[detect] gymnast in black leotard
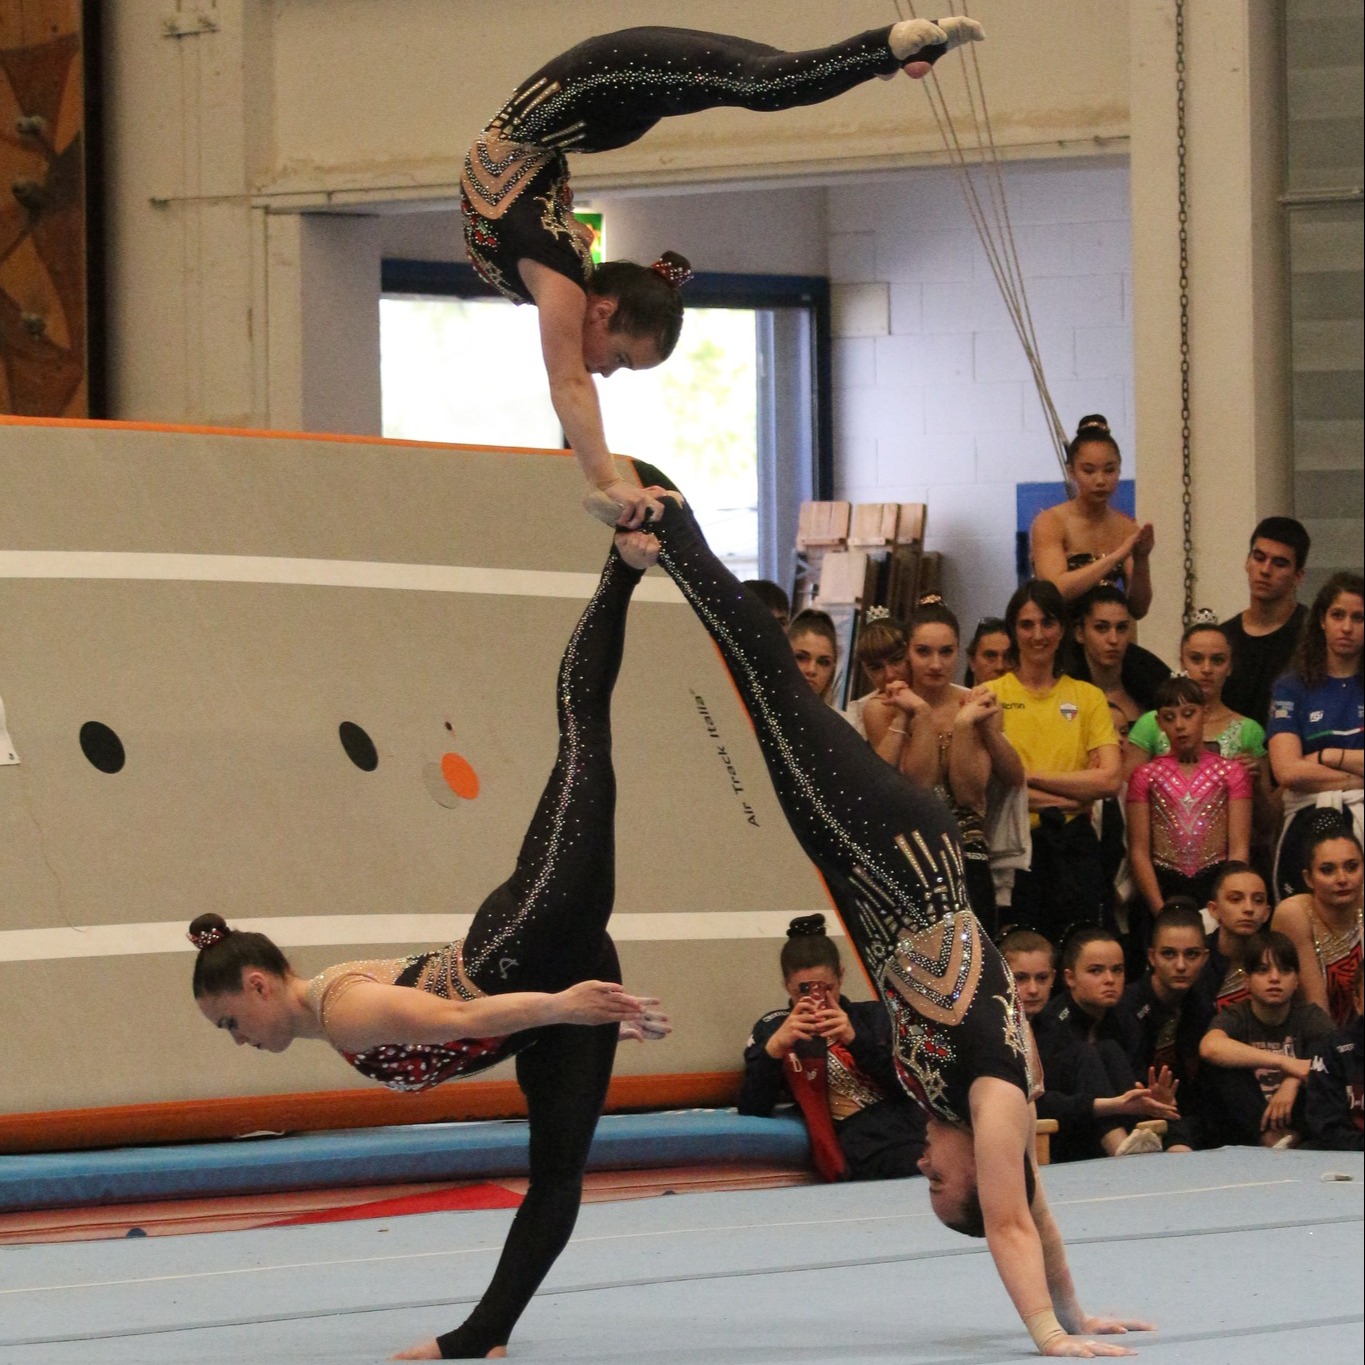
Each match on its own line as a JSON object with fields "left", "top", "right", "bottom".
{"left": 610, "top": 466, "right": 1155, "bottom": 1358}
{"left": 189, "top": 547, "right": 666, "bottom": 1362}
{"left": 460, "top": 19, "right": 984, "bottom": 532}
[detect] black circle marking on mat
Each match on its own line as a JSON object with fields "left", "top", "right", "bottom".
{"left": 79, "top": 721, "right": 126, "bottom": 774}
{"left": 338, "top": 721, "right": 379, "bottom": 772}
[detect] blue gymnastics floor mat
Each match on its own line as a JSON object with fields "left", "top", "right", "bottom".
{"left": 1, "top": 1110, "right": 811, "bottom": 1212}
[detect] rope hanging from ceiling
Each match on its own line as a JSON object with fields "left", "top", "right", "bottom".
{"left": 894, "top": 0, "right": 1071, "bottom": 486}
{"left": 895, "top": 3, "right": 1199, "bottom": 619}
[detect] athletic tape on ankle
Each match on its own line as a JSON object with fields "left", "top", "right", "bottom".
{"left": 1024, "top": 1309, "right": 1067, "bottom": 1352}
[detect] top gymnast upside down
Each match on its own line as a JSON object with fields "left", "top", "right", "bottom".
{"left": 608, "top": 467, "right": 1156, "bottom": 1359}
{"left": 459, "top": 18, "right": 984, "bottom": 531}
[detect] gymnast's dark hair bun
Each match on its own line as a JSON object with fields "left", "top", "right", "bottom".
{"left": 590, "top": 253, "right": 690, "bottom": 360}
{"left": 188, "top": 913, "right": 230, "bottom": 950}
{"left": 1066, "top": 412, "right": 1121, "bottom": 463}
{"left": 189, "top": 914, "right": 291, "bottom": 998}
{"left": 787, "top": 913, "right": 828, "bottom": 938}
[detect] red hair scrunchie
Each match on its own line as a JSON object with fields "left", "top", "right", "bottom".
{"left": 188, "top": 924, "right": 229, "bottom": 950}
{"left": 650, "top": 256, "right": 693, "bottom": 289}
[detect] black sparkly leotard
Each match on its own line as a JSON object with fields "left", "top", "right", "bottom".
{"left": 462, "top": 26, "right": 923, "bottom": 302}
{"left": 635, "top": 463, "right": 1034, "bottom": 1125}
{"left": 309, "top": 548, "right": 642, "bottom": 1360}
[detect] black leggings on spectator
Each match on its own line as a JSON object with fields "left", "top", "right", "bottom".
{"left": 435, "top": 549, "right": 642, "bottom": 1359}
{"left": 1009, "top": 809, "right": 1111, "bottom": 943}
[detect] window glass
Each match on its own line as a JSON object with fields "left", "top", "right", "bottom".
{"left": 380, "top": 297, "right": 760, "bottom": 577}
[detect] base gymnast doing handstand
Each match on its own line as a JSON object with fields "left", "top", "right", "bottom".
{"left": 610, "top": 467, "right": 1155, "bottom": 1358}
{"left": 189, "top": 545, "right": 666, "bottom": 1361}
{"left": 462, "top": 19, "right": 984, "bottom": 530}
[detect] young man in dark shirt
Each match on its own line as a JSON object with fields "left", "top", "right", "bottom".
{"left": 1200, "top": 929, "right": 1336, "bottom": 1146}
{"left": 1116, "top": 900, "right": 1213, "bottom": 1150}
{"left": 1220, "top": 517, "right": 1311, "bottom": 728}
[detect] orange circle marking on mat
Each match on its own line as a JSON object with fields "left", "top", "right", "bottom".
{"left": 441, "top": 752, "right": 480, "bottom": 800}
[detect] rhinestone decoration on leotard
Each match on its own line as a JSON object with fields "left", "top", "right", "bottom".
{"left": 1139, "top": 755, "right": 1241, "bottom": 878}
{"left": 461, "top": 556, "right": 625, "bottom": 978}
{"left": 826, "top": 1044, "right": 888, "bottom": 1116}
{"left": 307, "top": 946, "right": 515, "bottom": 1093}
{"left": 1311, "top": 908, "right": 1363, "bottom": 1027}
{"left": 499, "top": 44, "right": 891, "bottom": 149}
{"left": 657, "top": 542, "right": 973, "bottom": 952}
{"left": 534, "top": 180, "right": 595, "bottom": 273}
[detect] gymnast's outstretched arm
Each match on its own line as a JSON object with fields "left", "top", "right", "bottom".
{"left": 525, "top": 260, "right": 663, "bottom": 530}
{"left": 315, "top": 976, "right": 653, "bottom": 1052}
{"left": 972, "top": 1079, "right": 1153, "bottom": 1357}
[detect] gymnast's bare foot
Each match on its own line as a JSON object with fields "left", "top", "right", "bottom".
{"left": 391, "top": 1342, "right": 507, "bottom": 1359}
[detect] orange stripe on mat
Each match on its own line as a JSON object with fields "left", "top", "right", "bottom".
{"left": 0, "top": 412, "right": 570, "bottom": 457}
{"left": 0, "top": 1071, "right": 743, "bottom": 1154}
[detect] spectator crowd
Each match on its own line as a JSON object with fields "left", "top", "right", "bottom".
{"left": 737, "top": 415, "right": 1363, "bottom": 1175}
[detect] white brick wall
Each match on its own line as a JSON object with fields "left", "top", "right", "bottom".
{"left": 829, "top": 161, "right": 1134, "bottom": 641}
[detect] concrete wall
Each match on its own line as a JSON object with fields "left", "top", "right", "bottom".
{"left": 92, "top": 0, "right": 1349, "bottom": 698}
{"left": 101, "top": 0, "right": 1130, "bottom": 429}
{"left": 826, "top": 161, "right": 1134, "bottom": 639}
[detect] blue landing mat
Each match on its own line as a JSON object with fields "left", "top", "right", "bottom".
{"left": 1, "top": 1111, "right": 810, "bottom": 1212}
{"left": 1, "top": 1148, "right": 1360, "bottom": 1363}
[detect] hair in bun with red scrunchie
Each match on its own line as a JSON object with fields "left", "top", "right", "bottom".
{"left": 649, "top": 251, "right": 694, "bottom": 290}
{"left": 188, "top": 912, "right": 291, "bottom": 998}
{"left": 588, "top": 250, "right": 693, "bottom": 360}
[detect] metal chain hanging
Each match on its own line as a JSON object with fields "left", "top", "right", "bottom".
{"left": 1175, "top": 0, "right": 1196, "bottom": 626}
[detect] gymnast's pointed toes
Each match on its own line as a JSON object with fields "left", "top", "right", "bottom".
{"left": 937, "top": 16, "right": 986, "bottom": 49}
{"left": 889, "top": 19, "right": 947, "bottom": 62}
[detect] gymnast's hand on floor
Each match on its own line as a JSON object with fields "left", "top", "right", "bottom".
{"left": 1041, "top": 1338, "right": 1139, "bottom": 1358}
{"left": 1045, "top": 1310, "right": 1154, "bottom": 1357}
{"left": 620, "top": 1005, "right": 672, "bottom": 1043}
{"left": 555, "top": 979, "right": 661, "bottom": 1027}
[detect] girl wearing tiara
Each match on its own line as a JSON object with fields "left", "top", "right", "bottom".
{"left": 190, "top": 543, "right": 666, "bottom": 1361}
{"left": 462, "top": 20, "right": 983, "bottom": 530}
{"left": 1030, "top": 415, "right": 1155, "bottom": 619}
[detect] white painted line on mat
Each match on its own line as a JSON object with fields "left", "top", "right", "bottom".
{"left": 0, "top": 551, "right": 684, "bottom": 603}
{"left": 0, "top": 911, "right": 841, "bottom": 963}
{"left": 1, "top": 1180, "right": 1306, "bottom": 1297}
